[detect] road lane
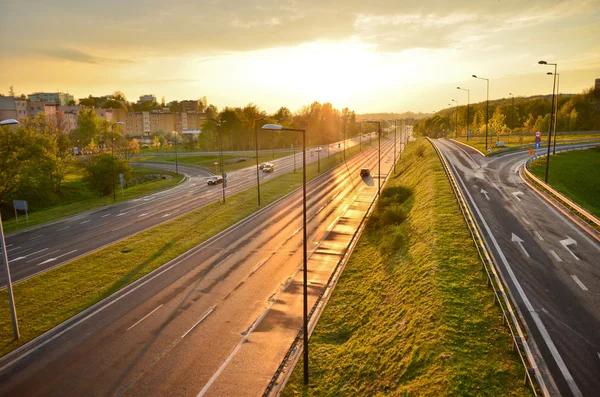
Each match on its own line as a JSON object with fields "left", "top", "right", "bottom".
{"left": 435, "top": 139, "right": 600, "bottom": 397}
{"left": 0, "top": 136, "right": 398, "bottom": 396}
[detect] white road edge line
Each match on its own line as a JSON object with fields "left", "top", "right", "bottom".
{"left": 549, "top": 250, "right": 562, "bottom": 262}
{"left": 56, "top": 226, "right": 70, "bottom": 232}
{"left": 80, "top": 220, "right": 91, "bottom": 224}
{"left": 570, "top": 275, "right": 588, "bottom": 291}
{"left": 181, "top": 307, "right": 215, "bottom": 339}
{"left": 442, "top": 144, "right": 581, "bottom": 397}
{"left": 28, "top": 235, "right": 44, "bottom": 241}
{"left": 126, "top": 304, "right": 164, "bottom": 332}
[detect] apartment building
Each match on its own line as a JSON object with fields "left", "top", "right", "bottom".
{"left": 180, "top": 100, "right": 199, "bottom": 112}
{"left": 28, "top": 92, "right": 74, "bottom": 106}
{"left": 137, "top": 94, "right": 156, "bottom": 104}
{"left": 0, "top": 96, "right": 28, "bottom": 123}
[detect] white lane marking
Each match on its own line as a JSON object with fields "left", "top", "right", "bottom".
{"left": 328, "top": 216, "right": 340, "bottom": 231}
{"left": 116, "top": 210, "right": 136, "bottom": 217}
{"left": 521, "top": 217, "right": 531, "bottom": 225}
{"left": 511, "top": 233, "right": 530, "bottom": 258}
{"left": 26, "top": 250, "right": 60, "bottom": 264}
{"left": 56, "top": 226, "right": 70, "bottom": 232}
{"left": 101, "top": 213, "right": 112, "bottom": 218}
{"left": 5, "top": 244, "right": 12, "bottom": 248}
{"left": 6, "top": 246, "right": 22, "bottom": 253}
{"left": 9, "top": 248, "right": 48, "bottom": 263}
{"left": 126, "top": 304, "right": 164, "bottom": 332}
{"left": 80, "top": 220, "right": 91, "bottom": 224}
{"left": 38, "top": 250, "right": 78, "bottom": 266}
{"left": 571, "top": 275, "right": 588, "bottom": 291}
{"left": 549, "top": 250, "right": 562, "bottom": 262}
{"left": 181, "top": 307, "right": 216, "bottom": 339}
{"left": 87, "top": 222, "right": 108, "bottom": 231}
{"left": 28, "top": 235, "right": 44, "bottom": 241}
{"left": 137, "top": 213, "right": 149, "bottom": 218}
{"left": 512, "top": 191, "right": 524, "bottom": 202}
{"left": 480, "top": 189, "right": 490, "bottom": 200}
{"left": 112, "top": 223, "right": 132, "bottom": 232}
{"left": 534, "top": 231, "right": 544, "bottom": 241}
{"left": 442, "top": 146, "right": 579, "bottom": 397}
{"left": 559, "top": 236, "right": 579, "bottom": 260}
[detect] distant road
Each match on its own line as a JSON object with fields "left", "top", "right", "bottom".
{"left": 0, "top": 134, "right": 372, "bottom": 285}
{"left": 0, "top": 137, "right": 398, "bottom": 396}
{"left": 435, "top": 139, "right": 600, "bottom": 397}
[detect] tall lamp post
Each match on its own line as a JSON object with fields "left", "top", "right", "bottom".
{"left": 539, "top": 60, "right": 558, "bottom": 182}
{"left": 451, "top": 99, "right": 458, "bottom": 138}
{"left": 547, "top": 72, "right": 560, "bottom": 154}
{"left": 110, "top": 122, "right": 125, "bottom": 202}
{"left": 457, "top": 87, "right": 470, "bottom": 141}
{"left": 208, "top": 118, "right": 226, "bottom": 203}
{"left": 172, "top": 130, "right": 180, "bottom": 173}
{"left": 366, "top": 120, "right": 381, "bottom": 197}
{"left": 388, "top": 119, "right": 397, "bottom": 172}
{"left": 472, "top": 75, "right": 490, "bottom": 152}
{"left": 0, "top": 119, "right": 20, "bottom": 339}
{"left": 447, "top": 104, "right": 453, "bottom": 136}
{"left": 254, "top": 117, "right": 266, "bottom": 206}
{"left": 508, "top": 93, "right": 515, "bottom": 133}
{"left": 261, "top": 123, "right": 309, "bottom": 385}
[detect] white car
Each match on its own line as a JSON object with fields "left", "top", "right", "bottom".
{"left": 262, "top": 164, "right": 275, "bottom": 173}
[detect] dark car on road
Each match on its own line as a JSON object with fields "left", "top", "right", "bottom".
{"left": 207, "top": 176, "right": 223, "bottom": 185}
{"left": 259, "top": 162, "right": 268, "bottom": 169}
{"left": 360, "top": 168, "right": 370, "bottom": 177}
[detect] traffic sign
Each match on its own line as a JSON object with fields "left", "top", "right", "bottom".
{"left": 214, "top": 162, "right": 218, "bottom": 165}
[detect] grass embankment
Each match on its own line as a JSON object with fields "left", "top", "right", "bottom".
{"left": 282, "top": 139, "right": 532, "bottom": 396}
{"left": 529, "top": 146, "right": 600, "bottom": 218}
{"left": 453, "top": 132, "right": 600, "bottom": 155}
{"left": 136, "top": 151, "right": 292, "bottom": 173}
{"left": 2, "top": 166, "right": 183, "bottom": 234}
{"left": 0, "top": 140, "right": 375, "bottom": 357}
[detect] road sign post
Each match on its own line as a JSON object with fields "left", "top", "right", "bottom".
{"left": 13, "top": 200, "right": 29, "bottom": 225}
{"left": 214, "top": 161, "right": 218, "bottom": 174}
{"left": 0, "top": 214, "right": 20, "bottom": 339}
{"left": 119, "top": 173, "right": 124, "bottom": 198}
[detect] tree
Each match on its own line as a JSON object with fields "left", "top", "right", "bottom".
{"left": 79, "top": 95, "right": 97, "bottom": 107}
{"left": 9, "top": 86, "right": 15, "bottom": 97}
{"left": 102, "top": 99, "right": 126, "bottom": 110}
{"left": 67, "top": 99, "right": 76, "bottom": 106}
{"left": 569, "top": 109, "right": 579, "bottom": 131}
{"left": 121, "top": 138, "right": 140, "bottom": 161}
{"left": 152, "top": 135, "right": 161, "bottom": 152}
{"left": 84, "top": 154, "right": 132, "bottom": 196}
{"left": 113, "top": 91, "right": 127, "bottom": 101}
{"left": 161, "top": 96, "right": 166, "bottom": 107}
{"left": 70, "top": 108, "right": 103, "bottom": 146}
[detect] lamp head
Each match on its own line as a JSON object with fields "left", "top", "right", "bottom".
{"left": 472, "top": 75, "right": 477, "bottom": 78}
{"left": 538, "top": 60, "right": 547, "bottom": 65}
{"left": 0, "top": 119, "right": 19, "bottom": 126}
{"left": 547, "top": 72, "right": 553, "bottom": 75}
{"left": 457, "top": 86, "right": 461, "bottom": 89}
{"left": 115, "top": 121, "right": 125, "bottom": 125}
{"left": 262, "top": 123, "right": 283, "bottom": 130}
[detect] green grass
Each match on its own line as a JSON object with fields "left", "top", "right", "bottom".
{"left": 2, "top": 166, "right": 183, "bottom": 234}
{"left": 136, "top": 151, "right": 293, "bottom": 173}
{"left": 0, "top": 140, "right": 375, "bottom": 358}
{"left": 282, "top": 139, "right": 532, "bottom": 396}
{"left": 453, "top": 132, "right": 600, "bottom": 155}
{"left": 529, "top": 147, "right": 600, "bottom": 218}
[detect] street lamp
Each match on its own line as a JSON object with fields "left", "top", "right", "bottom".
{"left": 254, "top": 117, "right": 266, "bottom": 206}
{"left": 208, "top": 118, "right": 227, "bottom": 203}
{"left": 451, "top": 99, "right": 458, "bottom": 138}
{"left": 447, "top": 104, "right": 453, "bottom": 135}
{"left": 261, "top": 123, "right": 309, "bottom": 385}
{"left": 0, "top": 118, "right": 20, "bottom": 339}
{"left": 457, "top": 87, "right": 470, "bottom": 141}
{"left": 366, "top": 120, "right": 382, "bottom": 197}
{"left": 547, "top": 72, "right": 560, "bottom": 154}
{"left": 539, "top": 60, "right": 558, "bottom": 182}
{"left": 172, "top": 130, "right": 180, "bottom": 173}
{"left": 388, "top": 119, "right": 397, "bottom": 172}
{"left": 110, "top": 122, "right": 125, "bottom": 202}
{"left": 509, "top": 93, "right": 515, "bottom": 133}
{"left": 473, "top": 75, "right": 490, "bottom": 152}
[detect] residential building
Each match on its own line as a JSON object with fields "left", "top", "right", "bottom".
{"left": 137, "top": 94, "right": 157, "bottom": 104}
{"left": 27, "top": 100, "right": 57, "bottom": 123}
{"left": 56, "top": 110, "right": 78, "bottom": 134}
{"left": 180, "top": 100, "right": 199, "bottom": 112}
{"left": 0, "top": 96, "right": 28, "bottom": 123}
{"left": 28, "top": 92, "right": 74, "bottom": 106}
{"left": 596, "top": 78, "right": 600, "bottom": 90}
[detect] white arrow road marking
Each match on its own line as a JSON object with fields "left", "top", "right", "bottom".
{"left": 38, "top": 250, "right": 77, "bottom": 266}
{"left": 9, "top": 248, "right": 48, "bottom": 263}
{"left": 511, "top": 233, "right": 530, "bottom": 258}
{"left": 571, "top": 275, "right": 588, "bottom": 291}
{"left": 560, "top": 236, "right": 579, "bottom": 260}
{"left": 549, "top": 250, "right": 562, "bottom": 262}
{"left": 512, "top": 191, "right": 524, "bottom": 202}
{"left": 26, "top": 250, "right": 60, "bottom": 263}
{"left": 480, "top": 189, "right": 490, "bottom": 200}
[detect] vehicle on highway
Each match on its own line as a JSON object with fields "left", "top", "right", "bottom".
{"left": 315, "top": 147, "right": 322, "bottom": 152}
{"left": 259, "top": 162, "right": 268, "bottom": 169}
{"left": 360, "top": 168, "right": 370, "bottom": 177}
{"left": 262, "top": 163, "right": 275, "bottom": 173}
{"left": 207, "top": 175, "right": 223, "bottom": 185}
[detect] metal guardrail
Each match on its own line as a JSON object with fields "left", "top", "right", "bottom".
{"left": 524, "top": 146, "right": 600, "bottom": 232}
{"left": 427, "top": 138, "right": 546, "bottom": 396}
{"left": 493, "top": 138, "right": 600, "bottom": 154}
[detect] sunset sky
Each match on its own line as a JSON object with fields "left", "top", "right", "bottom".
{"left": 1, "top": 0, "right": 599, "bottom": 114}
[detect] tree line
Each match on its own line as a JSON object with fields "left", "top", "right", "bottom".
{"left": 415, "top": 86, "right": 600, "bottom": 138}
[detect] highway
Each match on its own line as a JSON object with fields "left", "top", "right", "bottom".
{"left": 1, "top": 134, "right": 377, "bottom": 284}
{"left": 433, "top": 139, "right": 600, "bottom": 397}
{"left": 0, "top": 136, "right": 399, "bottom": 396}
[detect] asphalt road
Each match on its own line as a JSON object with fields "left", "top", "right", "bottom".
{"left": 1, "top": 133, "right": 380, "bottom": 285}
{"left": 434, "top": 139, "right": 600, "bottom": 397}
{"left": 0, "top": 136, "right": 399, "bottom": 396}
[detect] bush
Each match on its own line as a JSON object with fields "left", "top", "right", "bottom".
{"left": 84, "top": 154, "right": 132, "bottom": 196}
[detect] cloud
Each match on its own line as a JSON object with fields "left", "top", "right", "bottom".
{"left": 39, "top": 48, "right": 134, "bottom": 64}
